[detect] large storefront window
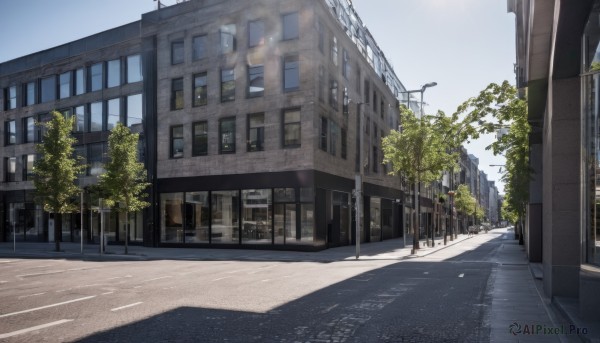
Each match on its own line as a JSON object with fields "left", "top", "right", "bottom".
{"left": 274, "top": 188, "right": 295, "bottom": 244}
{"left": 242, "top": 189, "right": 272, "bottom": 244}
{"left": 370, "top": 197, "right": 381, "bottom": 242}
{"left": 211, "top": 190, "right": 239, "bottom": 244}
{"left": 583, "top": 16, "right": 600, "bottom": 266}
{"left": 583, "top": 72, "right": 600, "bottom": 266}
{"left": 185, "top": 192, "right": 209, "bottom": 243}
{"left": 161, "top": 192, "right": 184, "bottom": 243}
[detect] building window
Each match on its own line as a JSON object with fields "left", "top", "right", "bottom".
{"left": 248, "top": 20, "right": 265, "bottom": 47}
{"left": 220, "top": 24, "right": 236, "bottom": 54}
{"left": 341, "top": 128, "right": 347, "bottom": 159}
{"left": 107, "top": 59, "right": 121, "bottom": 88}
{"left": 193, "top": 73, "right": 207, "bottom": 107}
{"left": 211, "top": 190, "right": 240, "bottom": 244}
{"left": 40, "top": 76, "right": 56, "bottom": 103}
{"left": 23, "top": 117, "right": 35, "bottom": 143}
{"left": 283, "top": 108, "right": 301, "bottom": 147}
{"left": 221, "top": 68, "right": 235, "bottom": 102}
{"left": 247, "top": 113, "right": 264, "bottom": 152}
{"left": 75, "top": 105, "right": 85, "bottom": 132}
{"left": 170, "top": 125, "right": 184, "bottom": 158}
{"left": 5, "top": 120, "right": 16, "bottom": 145}
{"left": 23, "top": 154, "right": 34, "bottom": 181}
{"left": 373, "top": 91, "right": 377, "bottom": 112}
{"left": 6, "top": 86, "right": 17, "bottom": 110}
{"left": 343, "top": 87, "right": 349, "bottom": 117}
{"left": 330, "top": 121, "right": 338, "bottom": 156}
{"left": 330, "top": 36, "right": 338, "bottom": 66}
{"left": 90, "top": 101, "right": 103, "bottom": 132}
{"left": 364, "top": 80, "right": 369, "bottom": 103}
{"left": 23, "top": 82, "right": 35, "bottom": 106}
{"left": 373, "top": 146, "right": 378, "bottom": 173}
{"left": 320, "top": 117, "right": 328, "bottom": 152}
{"left": 171, "top": 78, "right": 184, "bottom": 110}
{"left": 373, "top": 123, "right": 377, "bottom": 139}
{"left": 75, "top": 68, "right": 86, "bottom": 95}
{"left": 126, "top": 94, "right": 143, "bottom": 127}
{"left": 5, "top": 157, "right": 16, "bottom": 182}
{"left": 329, "top": 77, "right": 338, "bottom": 110}
{"left": 58, "top": 71, "right": 71, "bottom": 99}
{"left": 317, "top": 18, "right": 324, "bottom": 54}
{"left": 381, "top": 100, "right": 385, "bottom": 119}
{"left": 36, "top": 113, "right": 50, "bottom": 142}
{"left": 318, "top": 65, "right": 325, "bottom": 103}
{"left": 342, "top": 49, "right": 350, "bottom": 79}
{"left": 171, "top": 40, "right": 184, "bottom": 65}
{"left": 127, "top": 54, "right": 143, "bottom": 83}
{"left": 219, "top": 117, "right": 236, "bottom": 154}
{"left": 192, "top": 121, "right": 208, "bottom": 156}
{"left": 192, "top": 35, "right": 207, "bottom": 61}
{"left": 247, "top": 64, "right": 264, "bottom": 97}
{"left": 107, "top": 98, "right": 121, "bottom": 130}
{"left": 88, "top": 142, "right": 106, "bottom": 176}
{"left": 90, "top": 63, "right": 103, "bottom": 92}
{"left": 356, "top": 67, "right": 361, "bottom": 93}
{"left": 282, "top": 12, "right": 299, "bottom": 40}
{"left": 283, "top": 55, "right": 299, "bottom": 91}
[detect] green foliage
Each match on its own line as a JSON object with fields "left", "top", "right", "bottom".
{"left": 33, "top": 111, "right": 85, "bottom": 214}
{"left": 455, "top": 81, "right": 530, "bottom": 225}
{"left": 454, "top": 184, "right": 475, "bottom": 216}
{"left": 591, "top": 61, "right": 600, "bottom": 72}
{"left": 382, "top": 106, "right": 458, "bottom": 185}
{"left": 98, "top": 123, "right": 150, "bottom": 213}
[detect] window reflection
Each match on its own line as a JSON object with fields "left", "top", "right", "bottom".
{"left": 185, "top": 192, "right": 209, "bottom": 243}
{"left": 211, "top": 190, "right": 239, "bottom": 244}
{"left": 242, "top": 189, "right": 272, "bottom": 244}
{"left": 161, "top": 193, "right": 184, "bottom": 243}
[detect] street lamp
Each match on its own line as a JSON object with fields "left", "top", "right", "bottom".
{"left": 400, "top": 82, "right": 437, "bottom": 254}
{"left": 353, "top": 101, "right": 368, "bottom": 259}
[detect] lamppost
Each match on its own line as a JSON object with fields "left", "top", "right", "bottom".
{"left": 446, "top": 190, "right": 455, "bottom": 245}
{"left": 400, "top": 82, "right": 437, "bottom": 254}
{"left": 353, "top": 101, "right": 368, "bottom": 259}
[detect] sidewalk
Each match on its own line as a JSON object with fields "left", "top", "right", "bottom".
{"left": 0, "top": 233, "right": 472, "bottom": 263}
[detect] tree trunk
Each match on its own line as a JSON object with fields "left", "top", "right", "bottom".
{"left": 54, "top": 213, "right": 62, "bottom": 252}
{"left": 124, "top": 211, "right": 129, "bottom": 255}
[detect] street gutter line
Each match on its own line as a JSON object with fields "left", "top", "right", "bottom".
{"left": 0, "top": 319, "right": 73, "bottom": 339}
{"left": 0, "top": 296, "right": 96, "bottom": 318}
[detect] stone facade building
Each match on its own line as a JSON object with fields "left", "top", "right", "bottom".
{"left": 0, "top": 0, "right": 416, "bottom": 250}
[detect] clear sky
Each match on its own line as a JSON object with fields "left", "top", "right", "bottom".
{"left": 0, "top": 0, "right": 515, "bottom": 193}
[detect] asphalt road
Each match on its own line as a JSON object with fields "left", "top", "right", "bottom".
{"left": 0, "top": 232, "right": 505, "bottom": 342}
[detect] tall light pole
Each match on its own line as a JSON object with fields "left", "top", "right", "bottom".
{"left": 354, "top": 101, "right": 368, "bottom": 259}
{"left": 400, "top": 82, "right": 437, "bottom": 254}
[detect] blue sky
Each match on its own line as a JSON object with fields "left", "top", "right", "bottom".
{"left": 0, "top": 0, "right": 515, "bottom": 193}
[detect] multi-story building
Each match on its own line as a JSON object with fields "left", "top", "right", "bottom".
{"left": 1, "top": 0, "right": 415, "bottom": 251}
{"left": 508, "top": 0, "right": 600, "bottom": 321}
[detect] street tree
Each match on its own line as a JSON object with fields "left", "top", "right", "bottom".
{"left": 453, "top": 184, "right": 475, "bottom": 232}
{"left": 33, "top": 111, "right": 86, "bottom": 252}
{"left": 98, "top": 122, "right": 150, "bottom": 254}
{"left": 382, "top": 106, "right": 463, "bottom": 252}
{"left": 454, "top": 81, "right": 530, "bottom": 241}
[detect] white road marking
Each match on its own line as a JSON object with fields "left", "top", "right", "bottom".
{"left": 423, "top": 272, "right": 429, "bottom": 275}
{"left": 0, "top": 296, "right": 96, "bottom": 318}
{"left": 212, "top": 276, "right": 233, "bottom": 282}
{"left": 110, "top": 302, "right": 143, "bottom": 312}
{"left": 133, "top": 286, "right": 142, "bottom": 289}
{"left": 0, "top": 260, "right": 14, "bottom": 263}
{"left": 141, "top": 276, "right": 172, "bottom": 283}
{"left": 321, "top": 304, "right": 339, "bottom": 314}
{"left": 0, "top": 319, "right": 73, "bottom": 339}
{"left": 17, "top": 270, "right": 65, "bottom": 278}
{"left": 107, "top": 275, "right": 133, "bottom": 280}
{"left": 458, "top": 273, "right": 465, "bottom": 278}
{"left": 0, "top": 281, "right": 7, "bottom": 284}
{"left": 17, "top": 292, "right": 46, "bottom": 299}
{"left": 101, "top": 292, "right": 114, "bottom": 295}
{"left": 261, "top": 279, "right": 270, "bottom": 282}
